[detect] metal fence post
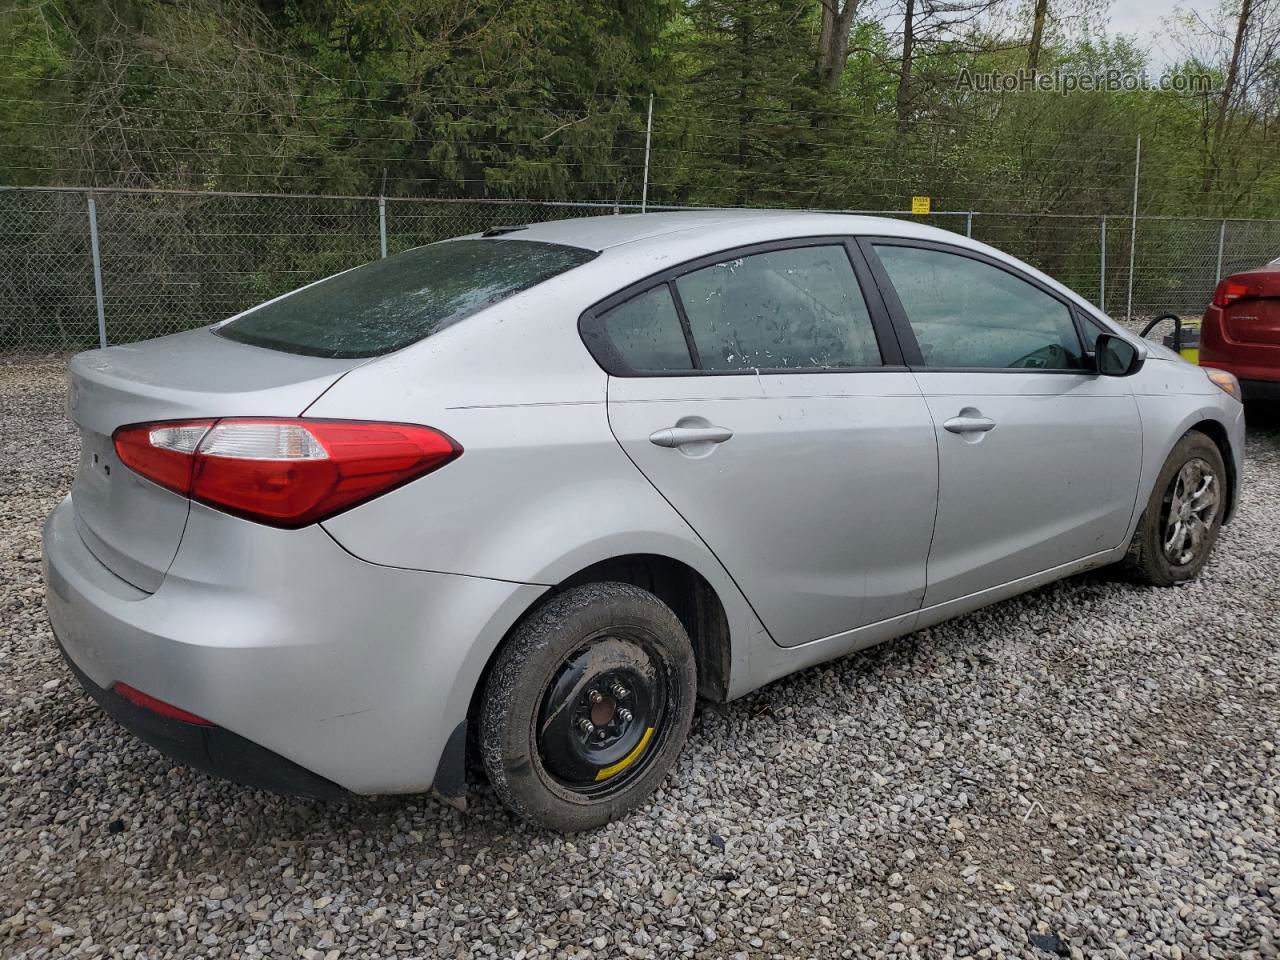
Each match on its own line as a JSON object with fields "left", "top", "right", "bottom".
{"left": 965, "top": 212, "right": 973, "bottom": 238}
{"left": 86, "top": 192, "right": 108, "bottom": 349}
{"left": 378, "top": 195, "right": 388, "bottom": 259}
{"left": 1125, "top": 136, "right": 1141, "bottom": 320}
{"left": 1099, "top": 215, "right": 1106, "bottom": 312}
{"left": 1215, "top": 219, "right": 1226, "bottom": 282}
{"left": 641, "top": 93, "right": 654, "bottom": 213}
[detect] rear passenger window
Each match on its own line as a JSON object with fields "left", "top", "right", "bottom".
{"left": 600, "top": 286, "right": 693, "bottom": 372}
{"left": 674, "top": 246, "right": 882, "bottom": 370}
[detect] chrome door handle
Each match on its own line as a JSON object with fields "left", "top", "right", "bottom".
{"left": 649, "top": 425, "right": 734, "bottom": 448}
{"left": 943, "top": 414, "right": 996, "bottom": 434}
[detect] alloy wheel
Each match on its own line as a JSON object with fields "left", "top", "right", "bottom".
{"left": 1161, "top": 457, "right": 1220, "bottom": 567}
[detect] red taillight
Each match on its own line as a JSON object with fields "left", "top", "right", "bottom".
{"left": 113, "top": 418, "right": 461, "bottom": 527}
{"left": 113, "top": 420, "right": 214, "bottom": 495}
{"left": 113, "top": 682, "right": 212, "bottom": 725}
{"left": 1212, "top": 279, "right": 1263, "bottom": 308}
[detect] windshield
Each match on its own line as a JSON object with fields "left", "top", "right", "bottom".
{"left": 216, "top": 238, "right": 597, "bottom": 358}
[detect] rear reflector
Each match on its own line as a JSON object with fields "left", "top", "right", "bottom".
{"left": 114, "top": 418, "right": 461, "bottom": 527}
{"left": 113, "top": 683, "right": 212, "bottom": 726}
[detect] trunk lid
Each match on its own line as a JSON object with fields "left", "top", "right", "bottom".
{"left": 1223, "top": 265, "right": 1280, "bottom": 348}
{"left": 1226, "top": 308, "right": 1280, "bottom": 347}
{"left": 68, "top": 328, "right": 363, "bottom": 592}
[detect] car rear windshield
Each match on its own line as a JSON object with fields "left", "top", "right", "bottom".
{"left": 216, "top": 238, "right": 597, "bottom": 358}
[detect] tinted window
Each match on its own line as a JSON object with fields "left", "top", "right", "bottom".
{"left": 874, "top": 245, "right": 1084, "bottom": 370}
{"left": 673, "top": 246, "right": 882, "bottom": 370}
{"left": 601, "top": 286, "right": 694, "bottom": 372}
{"left": 218, "top": 239, "right": 596, "bottom": 358}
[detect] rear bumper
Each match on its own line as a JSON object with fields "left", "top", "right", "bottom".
{"left": 1199, "top": 302, "right": 1280, "bottom": 390}
{"left": 43, "top": 495, "right": 545, "bottom": 795}
{"left": 53, "top": 629, "right": 348, "bottom": 800}
{"left": 1240, "top": 378, "right": 1280, "bottom": 401}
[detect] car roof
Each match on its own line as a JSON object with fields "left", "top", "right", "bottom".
{"left": 478, "top": 209, "right": 1131, "bottom": 341}
{"left": 489, "top": 209, "right": 962, "bottom": 252}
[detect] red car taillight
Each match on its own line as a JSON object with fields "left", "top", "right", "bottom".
{"left": 1212, "top": 278, "right": 1264, "bottom": 308}
{"left": 113, "top": 418, "right": 461, "bottom": 528}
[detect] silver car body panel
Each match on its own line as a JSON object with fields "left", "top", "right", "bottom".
{"left": 43, "top": 211, "right": 1246, "bottom": 794}
{"left": 745, "top": 545, "right": 1123, "bottom": 693}
{"left": 67, "top": 328, "right": 362, "bottom": 592}
{"left": 1129, "top": 357, "right": 1247, "bottom": 519}
{"left": 68, "top": 325, "right": 361, "bottom": 434}
{"left": 912, "top": 370, "right": 1143, "bottom": 606}
{"left": 45, "top": 495, "right": 546, "bottom": 793}
{"left": 607, "top": 371, "right": 937, "bottom": 647}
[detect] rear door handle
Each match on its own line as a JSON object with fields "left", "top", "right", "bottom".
{"left": 943, "top": 414, "right": 996, "bottom": 434}
{"left": 649, "top": 425, "right": 734, "bottom": 448}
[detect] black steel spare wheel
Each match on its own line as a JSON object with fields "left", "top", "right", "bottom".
{"left": 479, "top": 582, "right": 697, "bottom": 832}
{"left": 537, "top": 637, "right": 668, "bottom": 795}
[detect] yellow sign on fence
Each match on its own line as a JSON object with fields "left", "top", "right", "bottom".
{"left": 911, "top": 195, "right": 931, "bottom": 215}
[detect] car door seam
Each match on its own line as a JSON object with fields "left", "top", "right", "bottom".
{"left": 298, "top": 356, "right": 382, "bottom": 418}
{"left": 1121, "top": 389, "right": 1147, "bottom": 540}
{"left": 910, "top": 368, "right": 943, "bottom": 613}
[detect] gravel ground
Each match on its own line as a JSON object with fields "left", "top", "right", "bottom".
{"left": 1, "top": 354, "right": 1277, "bottom": 960}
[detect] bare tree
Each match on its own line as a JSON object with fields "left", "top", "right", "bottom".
{"left": 817, "top": 0, "right": 862, "bottom": 92}
{"left": 1210, "top": 0, "right": 1254, "bottom": 164}
{"left": 893, "top": 0, "right": 1007, "bottom": 131}
{"left": 1027, "top": 0, "right": 1050, "bottom": 70}
{"left": 1175, "top": 0, "right": 1280, "bottom": 205}
{"left": 896, "top": 0, "right": 917, "bottom": 131}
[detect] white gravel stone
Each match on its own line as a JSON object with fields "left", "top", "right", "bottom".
{"left": 1, "top": 355, "right": 1277, "bottom": 958}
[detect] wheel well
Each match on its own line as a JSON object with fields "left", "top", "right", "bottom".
{"left": 468, "top": 555, "right": 731, "bottom": 735}
{"left": 457, "top": 555, "right": 733, "bottom": 791}
{"left": 1188, "top": 419, "right": 1237, "bottom": 522}
{"left": 556, "top": 555, "right": 732, "bottom": 702}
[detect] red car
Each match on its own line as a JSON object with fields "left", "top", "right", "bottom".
{"left": 1200, "top": 258, "right": 1280, "bottom": 400}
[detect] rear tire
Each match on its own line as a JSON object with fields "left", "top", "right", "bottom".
{"left": 1123, "top": 431, "right": 1226, "bottom": 586}
{"left": 479, "top": 582, "right": 696, "bottom": 832}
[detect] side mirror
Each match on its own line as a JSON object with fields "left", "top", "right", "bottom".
{"left": 1095, "top": 333, "right": 1145, "bottom": 377}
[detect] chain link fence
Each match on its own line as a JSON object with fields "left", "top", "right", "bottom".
{"left": 3, "top": 185, "right": 1279, "bottom": 353}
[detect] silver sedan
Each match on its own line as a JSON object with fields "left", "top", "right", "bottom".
{"left": 43, "top": 211, "right": 1245, "bottom": 831}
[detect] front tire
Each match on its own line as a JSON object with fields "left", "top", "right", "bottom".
{"left": 479, "top": 582, "right": 697, "bottom": 832}
{"left": 1123, "top": 431, "right": 1226, "bottom": 586}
